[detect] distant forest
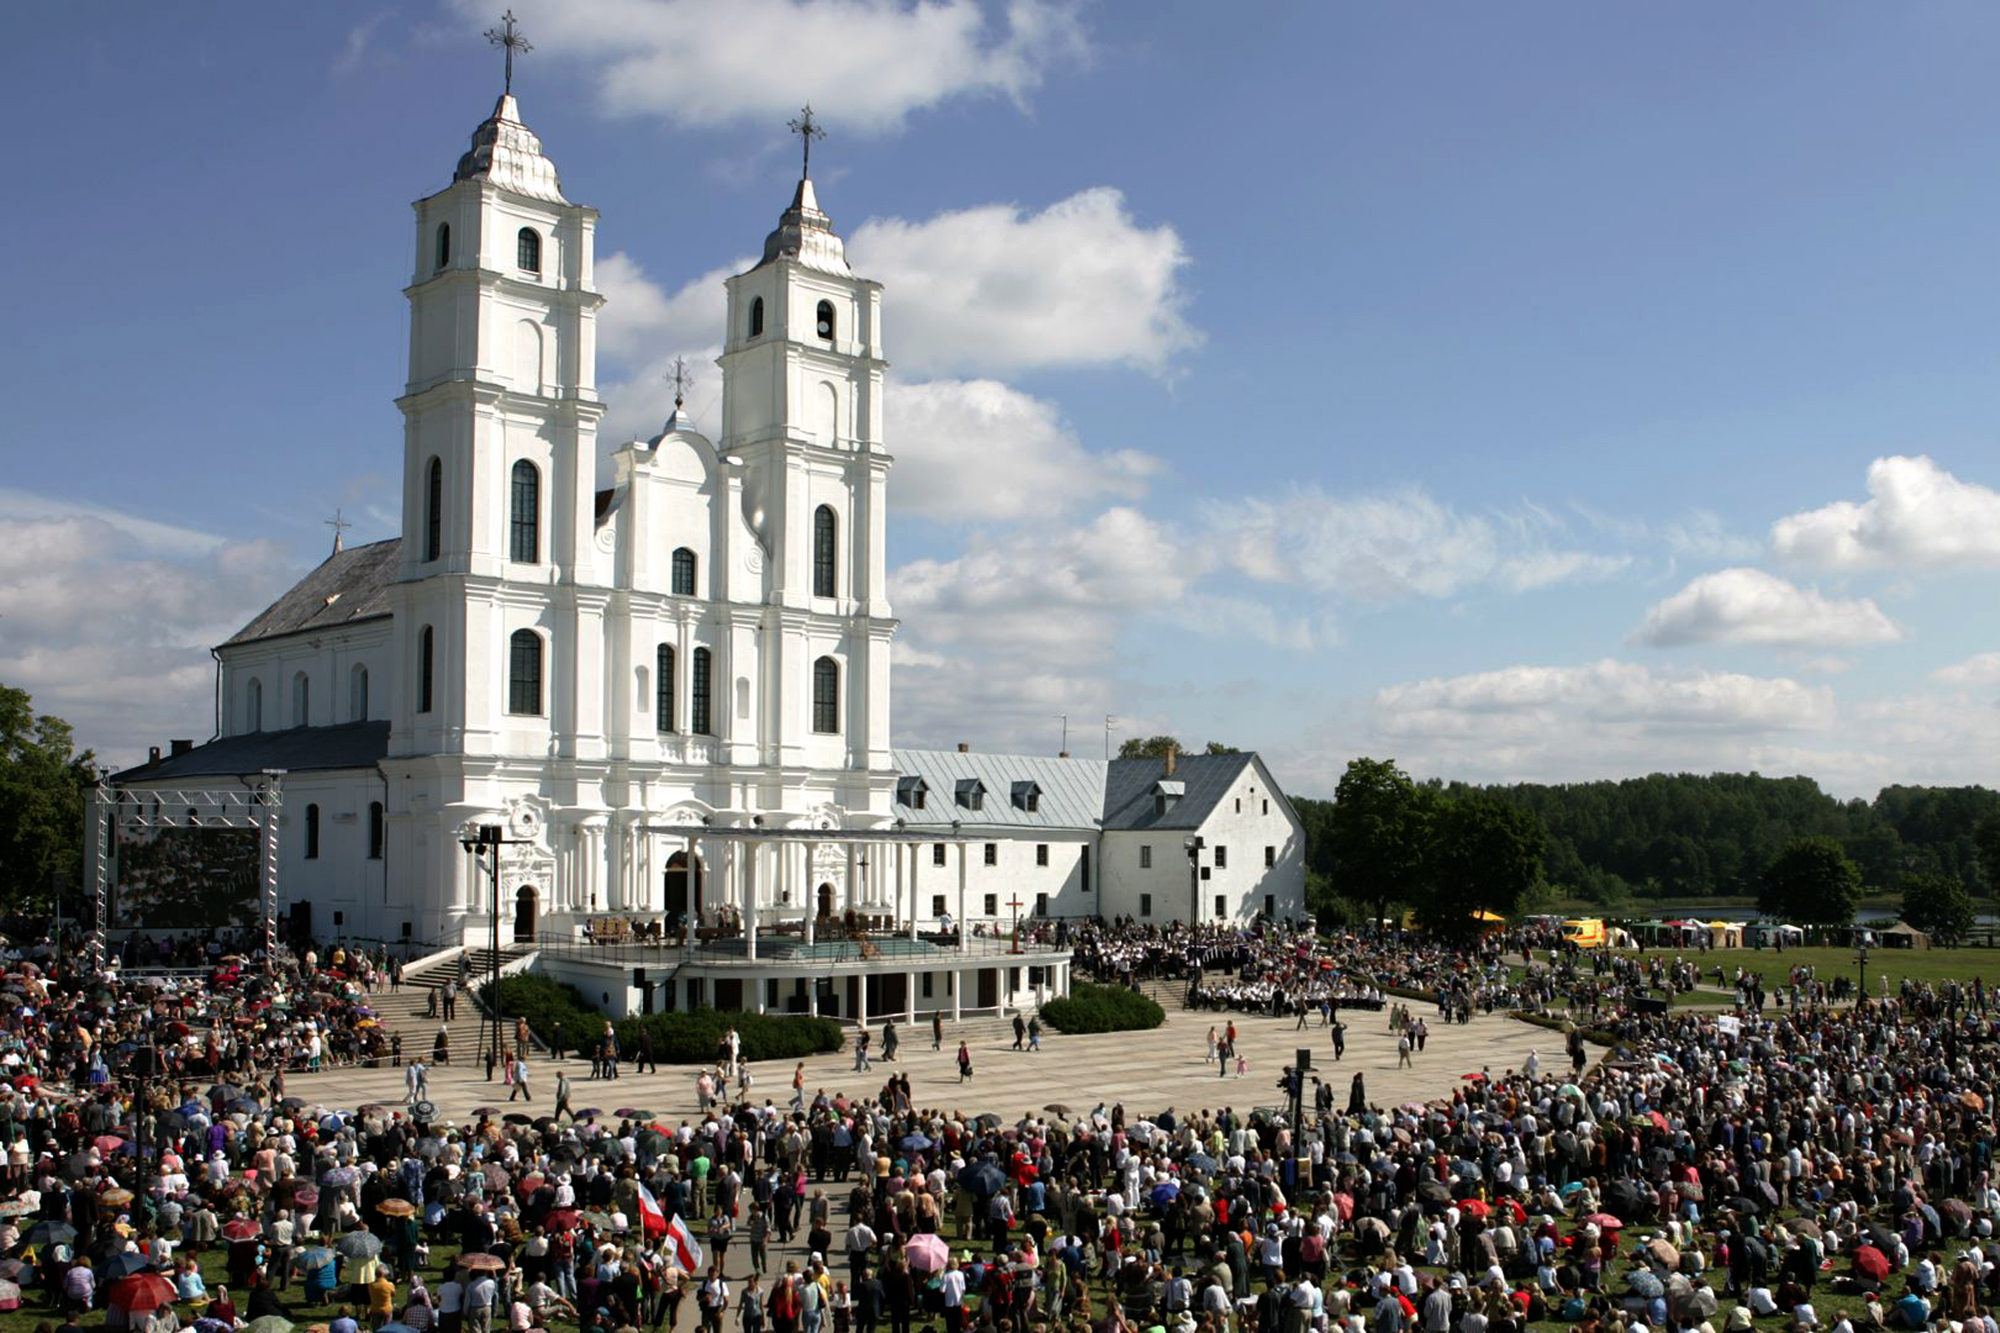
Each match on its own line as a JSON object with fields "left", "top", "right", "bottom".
{"left": 1296, "top": 774, "right": 2000, "bottom": 906}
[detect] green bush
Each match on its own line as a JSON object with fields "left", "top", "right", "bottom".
{"left": 490, "top": 975, "right": 844, "bottom": 1065}
{"left": 1041, "top": 981, "right": 1165, "bottom": 1034}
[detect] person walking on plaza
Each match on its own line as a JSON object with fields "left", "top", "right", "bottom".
{"left": 956, "top": 1040, "right": 972, "bottom": 1082}
{"left": 791, "top": 1062, "right": 806, "bottom": 1112}
{"left": 1026, "top": 1016, "right": 1041, "bottom": 1052}
{"left": 1011, "top": 1013, "right": 1026, "bottom": 1050}
{"left": 553, "top": 1069, "right": 572, "bottom": 1121}
{"left": 1331, "top": 1018, "right": 1346, "bottom": 1061}
{"left": 549, "top": 1019, "right": 565, "bottom": 1062}
{"left": 509, "top": 1051, "right": 532, "bottom": 1101}
{"left": 931, "top": 1011, "right": 943, "bottom": 1051}
{"left": 881, "top": 1019, "right": 898, "bottom": 1062}
{"left": 853, "top": 1028, "right": 871, "bottom": 1072}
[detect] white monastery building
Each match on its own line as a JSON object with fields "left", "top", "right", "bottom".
{"left": 109, "top": 86, "right": 1306, "bottom": 1020}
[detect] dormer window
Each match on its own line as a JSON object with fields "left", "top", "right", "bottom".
{"left": 517, "top": 227, "right": 542, "bottom": 274}
{"left": 955, "top": 778, "right": 986, "bottom": 811}
{"left": 1012, "top": 781, "right": 1042, "bottom": 813}
{"left": 816, "top": 299, "right": 835, "bottom": 341}
{"left": 749, "top": 296, "right": 765, "bottom": 338}
{"left": 1153, "top": 779, "right": 1185, "bottom": 818}
{"left": 897, "top": 775, "right": 929, "bottom": 811}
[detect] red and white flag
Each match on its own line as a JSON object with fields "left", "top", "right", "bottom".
{"left": 663, "top": 1210, "right": 704, "bottom": 1270}
{"left": 635, "top": 1182, "right": 669, "bottom": 1236}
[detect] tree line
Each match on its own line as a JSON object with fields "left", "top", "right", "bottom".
{"left": 1296, "top": 760, "right": 2000, "bottom": 943}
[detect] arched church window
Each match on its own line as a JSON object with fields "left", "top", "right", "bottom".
{"left": 435, "top": 222, "right": 451, "bottom": 271}
{"left": 508, "top": 629, "right": 543, "bottom": 716}
{"left": 815, "top": 300, "right": 835, "bottom": 341}
{"left": 292, "top": 672, "right": 310, "bottom": 728}
{"left": 418, "top": 625, "right": 435, "bottom": 714}
{"left": 517, "top": 226, "right": 541, "bottom": 274}
{"left": 749, "top": 296, "right": 765, "bottom": 339}
{"left": 350, "top": 664, "right": 369, "bottom": 721}
{"left": 246, "top": 678, "right": 263, "bottom": 732}
{"left": 368, "top": 802, "right": 384, "bottom": 860}
{"left": 812, "top": 656, "right": 839, "bottom": 733}
{"left": 510, "top": 460, "right": 539, "bottom": 563}
{"left": 691, "top": 647, "right": 713, "bottom": 735}
{"left": 657, "top": 644, "right": 676, "bottom": 733}
{"left": 671, "top": 547, "right": 697, "bottom": 597}
{"left": 424, "top": 457, "right": 444, "bottom": 563}
{"left": 813, "top": 505, "right": 837, "bottom": 598}
{"left": 304, "top": 803, "right": 320, "bottom": 860}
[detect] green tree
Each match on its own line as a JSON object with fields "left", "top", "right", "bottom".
{"left": 1759, "top": 835, "right": 1862, "bottom": 926}
{"left": 1900, "top": 871, "right": 1975, "bottom": 945}
{"left": 1326, "top": 757, "right": 1434, "bottom": 931}
{"left": 1978, "top": 811, "right": 2000, "bottom": 897}
{"left": 1202, "top": 741, "right": 1240, "bottom": 755}
{"left": 1118, "top": 735, "right": 1184, "bottom": 761}
{"left": 1418, "top": 795, "right": 1547, "bottom": 940}
{"left": 0, "top": 685, "right": 95, "bottom": 915}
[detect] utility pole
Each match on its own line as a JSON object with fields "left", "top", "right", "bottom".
{"left": 462, "top": 823, "right": 532, "bottom": 1073}
{"left": 1056, "top": 714, "right": 1068, "bottom": 754}
{"left": 1104, "top": 716, "right": 1116, "bottom": 761}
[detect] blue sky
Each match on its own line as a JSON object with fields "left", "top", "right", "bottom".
{"left": 4, "top": 1, "right": 1999, "bottom": 798}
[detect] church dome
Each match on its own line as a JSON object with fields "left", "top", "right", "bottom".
{"left": 454, "top": 94, "right": 567, "bottom": 203}
{"left": 755, "top": 177, "right": 849, "bottom": 274}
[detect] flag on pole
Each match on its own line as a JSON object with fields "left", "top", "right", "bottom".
{"left": 661, "top": 1208, "right": 703, "bottom": 1270}
{"left": 635, "top": 1182, "right": 668, "bottom": 1236}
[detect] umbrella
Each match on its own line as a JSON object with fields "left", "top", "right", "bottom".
{"left": 224, "top": 1219, "right": 263, "bottom": 1241}
{"left": 1726, "top": 1195, "right": 1762, "bottom": 1217}
{"left": 0, "top": 1280, "right": 21, "bottom": 1312}
{"left": 1417, "top": 1180, "right": 1450, "bottom": 1207}
{"left": 0, "top": 1199, "right": 31, "bottom": 1219}
{"left": 544, "top": 1209, "right": 582, "bottom": 1232}
{"left": 1460, "top": 1199, "right": 1492, "bottom": 1219}
{"left": 1647, "top": 1239, "right": 1680, "bottom": 1268}
{"left": 111, "top": 1271, "right": 178, "bottom": 1312}
{"left": 1791, "top": 1219, "right": 1823, "bottom": 1240}
{"left": 246, "top": 1317, "right": 296, "bottom": 1333}
{"left": 337, "top": 1233, "right": 383, "bottom": 1260}
{"left": 0, "top": 1260, "right": 29, "bottom": 1283}
{"left": 1150, "top": 1181, "right": 1181, "bottom": 1206}
{"left": 208, "top": 1083, "right": 246, "bottom": 1102}
{"left": 280, "top": 1097, "right": 308, "bottom": 1111}
{"left": 229, "top": 1098, "right": 262, "bottom": 1114}
{"left": 974, "top": 1113, "right": 1002, "bottom": 1130}
{"left": 1853, "top": 1245, "right": 1891, "bottom": 1281}
{"left": 906, "top": 1234, "right": 949, "bottom": 1273}
{"left": 614, "top": 1108, "right": 652, "bottom": 1120}
{"left": 901, "top": 1134, "right": 934, "bottom": 1153}
{"left": 322, "top": 1166, "right": 359, "bottom": 1187}
{"left": 574, "top": 1107, "right": 603, "bottom": 1119}
{"left": 483, "top": 1163, "right": 510, "bottom": 1190}
{"left": 1581, "top": 1213, "right": 1623, "bottom": 1230}
{"left": 100, "top": 1188, "right": 134, "bottom": 1207}
{"left": 961, "top": 1163, "right": 1006, "bottom": 1198}
{"left": 503, "top": 1113, "right": 532, "bottom": 1126}
{"left": 1754, "top": 1180, "right": 1781, "bottom": 1209}
{"left": 1961, "top": 1091, "right": 1985, "bottom": 1112}
{"left": 1647, "top": 1110, "right": 1670, "bottom": 1132}
{"left": 293, "top": 1187, "right": 320, "bottom": 1210}
{"left": 1186, "top": 1151, "right": 1217, "bottom": 1174}
{"left": 195, "top": 1320, "right": 234, "bottom": 1333}
{"left": 458, "top": 1252, "right": 506, "bottom": 1272}
{"left": 93, "top": 1134, "right": 128, "bottom": 1154}
{"left": 378, "top": 1325, "right": 419, "bottom": 1333}
{"left": 412, "top": 1100, "right": 437, "bottom": 1121}
{"left": 294, "top": 1246, "right": 336, "bottom": 1271}
{"left": 1626, "top": 1271, "right": 1664, "bottom": 1299}
{"left": 472, "top": 1107, "right": 500, "bottom": 1118}
{"left": 24, "top": 1220, "right": 77, "bottom": 1247}
{"left": 376, "top": 1200, "right": 417, "bottom": 1218}
{"left": 1044, "top": 1103, "right": 1072, "bottom": 1116}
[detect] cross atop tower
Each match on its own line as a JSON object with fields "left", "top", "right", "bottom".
{"left": 667, "top": 356, "right": 692, "bottom": 409}
{"left": 485, "top": 10, "right": 532, "bottom": 95}
{"left": 325, "top": 508, "right": 352, "bottom": 555}
{"left": 786, "top": 103, "right": 826, "bottom": 178}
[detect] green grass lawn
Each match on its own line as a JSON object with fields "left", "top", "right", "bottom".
{"left": 1598, "top": 943, "right": 2000, "bottom": 994}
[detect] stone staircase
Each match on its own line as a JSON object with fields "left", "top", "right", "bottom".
{"left": 364, "top": 945, "right": 534, "bottom": 1069}
{"left": 1137, "top": 976, "right": 1193, "bottom": 1012}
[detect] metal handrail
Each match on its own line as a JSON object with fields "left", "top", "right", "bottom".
{"left": 526, "top": 930, "right": 1070, "bottom": 968}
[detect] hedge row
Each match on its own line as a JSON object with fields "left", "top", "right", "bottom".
{"left": 490, "top": 975, "right": 846, "bottom": 1065}
{"left": 1510, "top": 1009, "right": 1620, "bottom": 1048}
{"left": 1041, "top": 981, "right": 1166, "bottom": 1034}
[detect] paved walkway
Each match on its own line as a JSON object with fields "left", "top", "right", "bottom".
{"left": 285, "top": 1000, "right": 1558, "bottom": 1127}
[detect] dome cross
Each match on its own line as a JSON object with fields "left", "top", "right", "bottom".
{"left": 485, "top": 10, "right": 532, "bottom": 95}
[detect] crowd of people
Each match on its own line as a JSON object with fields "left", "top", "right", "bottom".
{"left": 3, "top": 917, "right": 2000, "bottom": 1333}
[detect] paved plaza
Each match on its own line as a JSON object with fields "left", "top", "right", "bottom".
{"left": 287, "top": 1000, "right": 1556, "bottom": 1129}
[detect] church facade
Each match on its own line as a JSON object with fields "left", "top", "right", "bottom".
{"left": 110, "top": 89, "right": 1306, "bottom": 1010}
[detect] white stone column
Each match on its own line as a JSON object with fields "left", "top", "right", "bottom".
{"left": 744, "top": 841, "right": 759, "bottom": 961}
{"left": 844, "top": 843, "right": 858, "bottom": 924}
{"left": 803, "top": 839, "right": 816, "bottom": 948}
{"left": 951, "top": 967, "right": 961, "bottom": 1022}
{"left": 905, "top": 969, "right": 916, "bottom": 1023}
{"left": 909, "top": 845, "right": 920, "bottom": 939}
{"left": 956, "top": 843, "right": 969, "bottom": 949}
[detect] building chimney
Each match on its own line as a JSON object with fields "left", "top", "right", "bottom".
{"left": 957, "top": 742, "right": 970, "bottom": 753}
{"left": 170, "top": 738, "right": 193, "bottom": 757}
{"left": 148, "top": 745, "right": 162, "bottom": 766}
{"left": 1164, "top": 743, "right": 1178, "bottom": 777}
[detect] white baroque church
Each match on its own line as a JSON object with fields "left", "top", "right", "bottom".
{"left": 110, "top": 87, "right": 1306, "bottom": 1019}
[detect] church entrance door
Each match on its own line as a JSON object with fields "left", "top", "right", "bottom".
{"left": 817, "top": 882, "right": 834, "bottom": 922}
{"left": 514, "top": 886, "right": 537, "bottom": 943}
{"left": 664, "top": 852, "right": 704, "bottom": 924}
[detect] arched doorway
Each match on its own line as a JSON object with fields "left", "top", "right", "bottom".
{"left": 664, "top": 851, "right": 705, "bottom": 923}
{"left": 817, "top": 881, "right": 835, "bottom": 921}
{"left": 514, "top": 885, "right": 537, "bottom": 943}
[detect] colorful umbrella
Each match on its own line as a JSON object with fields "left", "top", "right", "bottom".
{"left": 906, "top": 1234, "right": 949, "bottom": 1273}
{"left": 336, "top": 1233, "right": 383, "bottom": 1260}
{"left": 245, "top": 1317, "right": 295, "bottom": 1333}
{"left": 458, "top": 1253, "right": 506, "bottom": 1273}
{"left": 224, "top": 1219, "right": 263, "bottom": 1242}
{"left": 376, "top": 1200, "right": 417, "bottom": 1218}
{"left": 110, "top": 1271, "right": 179, "bottom": 1313}
{"left": 0, "top": 1279, "right": 21, "bottom": 1311}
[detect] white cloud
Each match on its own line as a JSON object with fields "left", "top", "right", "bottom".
{"left": 0, "top": 510, "right": 293, "bottom": 768}
{"left": 1634, "top": 567, "right": 1903, "bottom": 648}
{"left": 0, "top": 487, "right": 226, "bottom": 558}
{"left": 848, "top": 188, "right": 1197, "bottom": 376}
{"left": 1934, "top": 651, "right": 2000, "bottom": 687}
{"left": 333, "top": 11, "right": 392, "bottom": 76}
{"left": 890, "top": 506, "right": 1195, "bottom": 748}
{"left": 890, "top": 379, "right": 1160, "bottom": 521}
{"left": 1772, "top": 454, "right": 2000, "bottom": 570}
{"left": 468, "top": 0, "right": 1087, "bottom": 134}
{"left": 1206, "top": 485, "right": 1628, "bottom": 601}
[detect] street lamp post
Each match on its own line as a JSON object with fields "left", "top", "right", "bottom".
{"left": 1857, "top": 941, "right": 1869, "bottom": 1006}
{"left": 1184, "top": 836, "right": 1205, "bottom": 924}
{"left": 461, "top": 824, "right": 532, "bottom": 1075}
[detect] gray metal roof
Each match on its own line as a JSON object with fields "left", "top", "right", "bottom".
{"left": 891, "top": 749, "right": 1109, "bottom": 831}
{"left": 223, "top": 539, "right": 401, "bottom": 648}
{"left": 110, "top": 721, "right": 391, "bottom": 783}
{"left": 1102, "top": 752, "right": 1255, "bottom": 831}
